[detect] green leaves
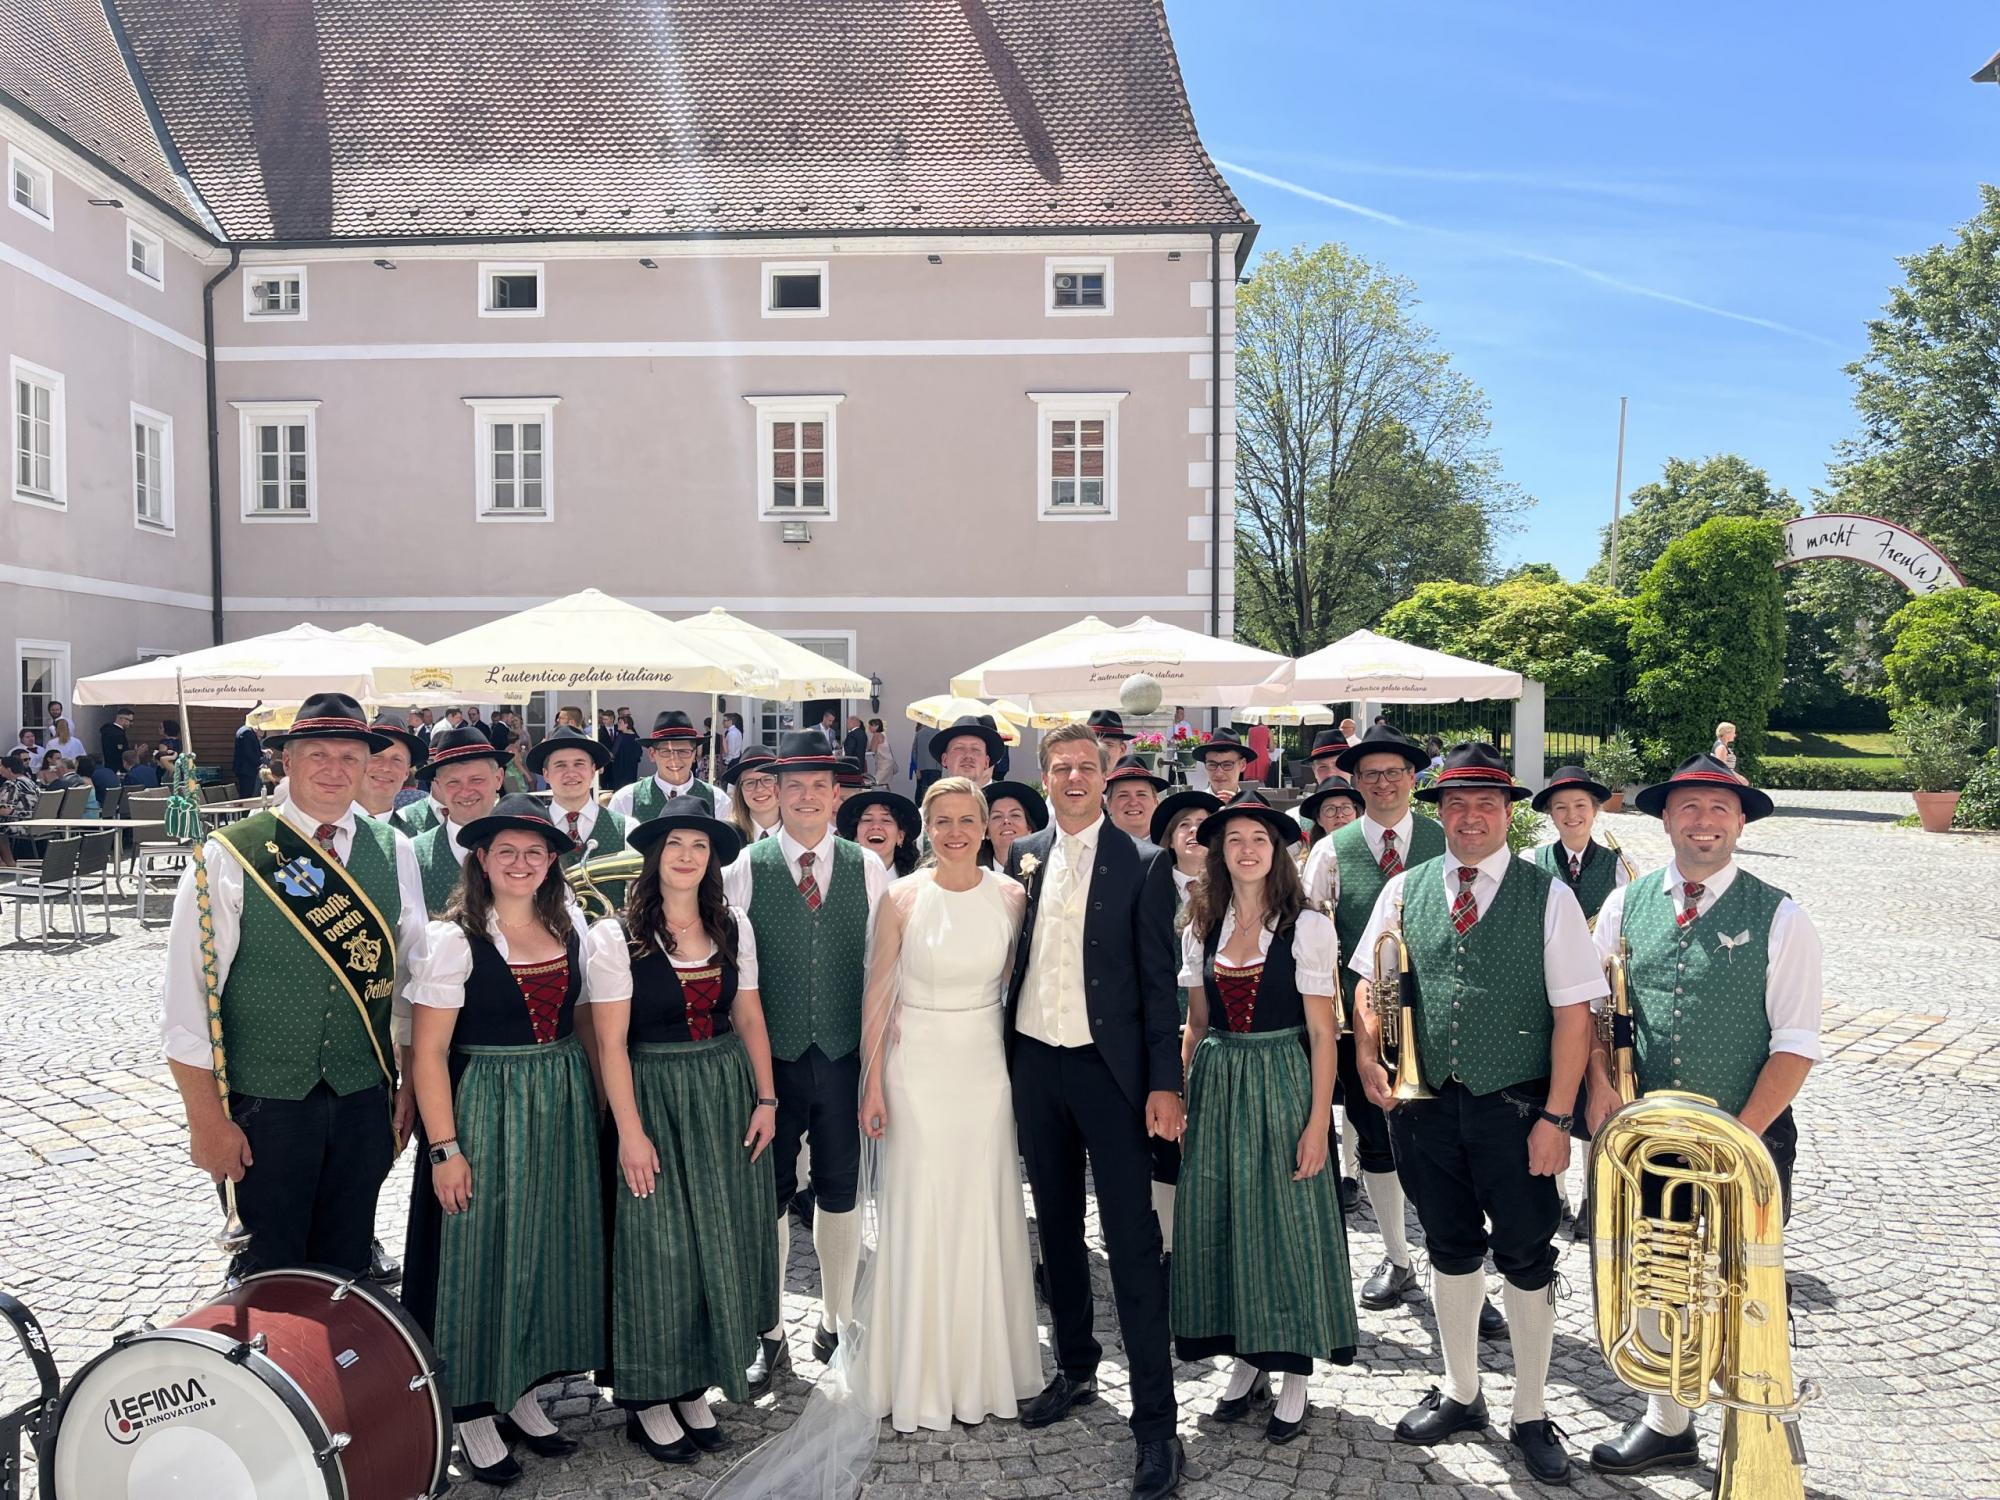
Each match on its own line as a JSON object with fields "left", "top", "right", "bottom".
{"left": 1379, "top": 578, "right": 1635, "bottom": 699}
{"left": 1881, "top": 587, "right": 2000, "bottom": 719}
{"left": 1589, "top": 453, "right": 1800, "bottom": 593}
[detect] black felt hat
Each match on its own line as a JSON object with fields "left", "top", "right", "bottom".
{"left": 929, "top": 714, "right": 1007, "bottom": 763}
{"left": 1087, "top": 709, "right": 1133, "bottom": 742}
{"left": 1300, "top": 778, "right": 1366, "bottom": 826}
{"left": 368, "top": 713, "right": 426, "bottom": 767}
{"left": 981, "top": 780, "right": 1049, "bottom": 831}
{"left": 1195, "top": 799, "right": 1303, "bottom": 850}
{"left": 264, "top": 692, "right": 390, "bottom": 753}
{"left": 1149, "top": 788, "right": 1220, "bottom": 846}
{"left": 1633, "top": 753, "right": 1773, "bottom": 822}
{"left": 1414, "top": 741, "right": 1530, "bottom": 803}
{"left": 1530, "top": 765, "right": 1612, "bottom": 813}
{"left": 414, "top": 724, "right": 512, "bottom": 782}
{"left": 1191, "top": 732, "right": 1251, "bottom": 763}
{"left": 1307, "top": 728, "right": 1350, "bottom": 764}
{"left": 458, "top": 792, "right": 576, "bottom": 855}
{"left": 1334, "top": 723, "right": 1429, "bottom": 774}
{"left": 836, "top": 789, "right": 922, "bottom": 848}
{"left": 646, "top": 709, "right": 701, "bottom": 743}
{"left": 772, "top": 728, "right": 843, "bottom": 775}
{"left": 719, "top": 744, "right": 777, "bottom": 786}
{"left": 835, "top": 757, "right": 869, "bottom": 789}
{"left": 1105, "top": 753, "right": 1169, "bottom": 793}
{"left": 625, "top": 794, "right": 744, "bottom": 865}
{"left": 525, "top": 723, "right": 611, "bottom": 776}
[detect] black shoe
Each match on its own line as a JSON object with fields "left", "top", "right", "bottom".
{"left": 1395, "top": 1385, "right": 1489, "bottom": 1445}
{"left": 626, "top": 1409, "right": 699, "bottom": 1465}
{"left": 1210, "top": 1373, "right": 1270, "bottom": 1423}
{"left": 366, "top": 1237, "right": 402, "bottom": 1286}
{"left": 791, "top": 1186, "right": 817, "bottom": 1228}
{"left": 460, "top": 1447, "right": 523, "bottom": 1488}
{"left": 1131, "top": 1436, "right": 1184, "bottom": 1500}
{"left": 1589, "top": 1418, "right": 1699, "bottom": 1475}
{"left": 1569, "top": 1197, "right": 1591, "bottom": 1241}
{"left": 1510, "top": 1418, "right": 1572, "bottom": 1484}
{"left": 746, "top": 1334, "right": 788, "bottom": 1396}
{"left": 1264, "top": 1404, "right": 1306, "bottom": 1444}
{"left": 494, "top": 1414, "right": 577, "bottom": 1458}
{"left": 671, "top": 1401, "right": 729, "bottom": 1453}
{"left": 1359, "top": 1256, "right": 1417, "bottom": 1309}
{"left": 1338, "top": 1175, "right": 1360, "bottom": 1215}
{"left": 1479, "top": 1297, "right": 1508, "bottom": 1340}
{"left": 811, "top": 1322, "right": 839, "bottom": 1362}
{"left": 1020, "top": 1371, "right": 1098, "bottom": 1429}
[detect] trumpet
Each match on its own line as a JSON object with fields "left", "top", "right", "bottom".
{"left": 564, "top": 839, "right": 642, "bottom": 920}
{"left": 1370, "top": 896, "right": 1434, "bottom": 1102}
{"left": 1599, "top": 936, "right": 1638, "bottom": 1106}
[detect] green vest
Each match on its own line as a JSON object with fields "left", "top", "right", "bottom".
{"left": 411, "top": 821, "right": 464, "bottom": 917}
{"left": 392, "top": 797, "right": 440, "bottom": 837}
{"left": 1623, "top": 868, "right": 1785, "bottom": 1116}
{"left": 217, "top": 813, "right": 402, "bottom": 1101}
{"left": 632, "top": 776, "right": 715, "bottom": 821}
{"left": 1533, "top": 838, "right": 1619, "bottom": 924}
{"left": 1404, "top": 856, "right": 1554, "bottom": 1095}
{"left": 1332, "top": 813, "right": 1446, "bottom": 1011}
{"left": 747, "top": 836, "right": 868, "bottom": 1062}
{"left": 559, "top": 804, "right": 629, "bottom": 907}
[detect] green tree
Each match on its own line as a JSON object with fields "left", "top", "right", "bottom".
{"left": 1231, "top": 242, "right": 1522, "bottom": 654}
{"left": 1774, "top": 563, "right": 1899, "bottom": 728}
{"left": 1381, "top": 579, "right": 1634, "bottom": 698}
{"left": 1588, "top": 454, "right": 1800, "bottom": 593}
{"left": 1881, "top": 588, "right": 2000, "bottom": 719}
{"left": 1628, "top": 517, "right": 1788, "bottom": 765}
{"left": 1829, "top": 185, "right": 2000, "bottom": 592}
{"left": 1500, "top": 561, "right": 1564, "bottom": 585}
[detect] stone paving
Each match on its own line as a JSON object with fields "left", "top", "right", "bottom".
{"left": 2, "top": 789, "right": 1997, "bottom": 1498}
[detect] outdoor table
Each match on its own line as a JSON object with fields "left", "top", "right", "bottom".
{"left": 0, "top": 817, "right": 165, "bottom": 891}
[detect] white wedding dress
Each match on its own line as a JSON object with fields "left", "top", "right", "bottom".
{"left": 862, "top": 868, "right": 1042, "bottom": 1432}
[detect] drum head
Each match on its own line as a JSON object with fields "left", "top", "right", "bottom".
{"left": 45, "top": 1330, "right": 332, "bottom": 1500}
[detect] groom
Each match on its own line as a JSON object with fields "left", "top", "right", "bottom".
{"left": 1005, "top": 723, "right": 1185, "bottom": 1500}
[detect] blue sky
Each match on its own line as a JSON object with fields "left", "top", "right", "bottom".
{"left": 1165, "top": 1, "right": 1998, "bottom": 579}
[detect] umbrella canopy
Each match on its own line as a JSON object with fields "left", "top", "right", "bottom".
{"left": 979, "top": 615, "right": 1294, "bottom": 712}
{"left": 374, "top": 589, "right": 750, "bottom": 699}
{"left": 73, "top": 623, "right": 409, "bottom": 707}
{"left": 1288, "top": 629, "right": 1523, "bottom": 704}
{"left": 949, "top": 616, "right": 1117, "bottom": 699}
{"left": 1233, "top": 702, "right": 1335, "bottom": 726}
{"left": 673, "top": 608, "right": 870, "bottom": 700}
{"left": 986, "top": 698, "right": 1088, "bottom": 731}
{"left": 904, "top": 696, "right": 1022, "bottom": 744}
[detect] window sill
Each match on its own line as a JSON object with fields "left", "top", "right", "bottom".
{"left": 1041, "top": 506, "right": 1115, "bottom": 521}
{"left": 477, "top": 307, "right": 545, "bottom": 319}
{"left": 241, "top": 509, "right": 316, "bottom": 523}
{"left": 245, "top": 311, "right": 307, "bottom": 323}
{"left": 759, "top": 508, "right": 833, "bottom": 522}
{"left": 12, "top": 489, "right": 65, "bottom": 511}
{"left": 761, "top": 306, "right": 830, "bottom": 319}
{"left": 477, "top": 509, "right": 553, "bottom": 524}
{"left": 134, "top": 517, "right": 175, "bottom": 536}
{"left": 1045, "top": 306, "right": 1113, "bottom": 318}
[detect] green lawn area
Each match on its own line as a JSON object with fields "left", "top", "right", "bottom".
{"left": 1764, "top": 730, "right": 1901, "bottom": 767}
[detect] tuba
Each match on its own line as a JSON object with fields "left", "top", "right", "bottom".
{"left": 1598, "top": 937, "right": 1638, "bottom": 1106}
{"left": 1369, "top": 895, "right": 1434, "bottom": 1102}
{"left": 1590, "top": 1094, "right": 1818, "bottom": 1499}
{"left": 563, "top": 838, "right": 642, "bottom": 921}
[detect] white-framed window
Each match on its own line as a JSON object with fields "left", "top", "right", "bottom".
{"left": 16, "top": 639, "right": 69, "bottom": 733}
{"left": 245, "top": 266, "right": 307, "bottom": 320}
{"left": 746, "top": 395, "right": 842, "bottom": 519}
{"left": 232, "top": 400, "right": 320, "bottom": 521}
{"left": 479, "top": 261, "right": 544, "bottom": 318}
{"left": 1045, "top": 256, "right": 1113, "bottom": 316}
{"left": 464, "top": 397, "right": 558, "bottom": 522}
{"left": 7, "top": 144, "right": 53, "bottom": 229}
{"left": 1030, "top": 391, "right": 1126, "bottom": 520}
{"left": 126, "top": 220, "right": 164, "bottom": 288}
{"left": 131, "top": 403, "right": 174, "bottom": 532}
{"left": 761, "top": 261, "right": 828, "bottom": 318}
{"left": 11, "top": 357, "right": 65, "bottom": 509}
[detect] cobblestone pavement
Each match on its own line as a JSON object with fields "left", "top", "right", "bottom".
{"left": 2, "top": 790, "right": 1996, "bottom": 1498}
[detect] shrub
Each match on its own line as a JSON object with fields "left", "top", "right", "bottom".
{"left": 1882, "top": 588, "right": 2000, "bottom": 719}
{"left": 1891, "top": 702, "right": 1981, "bottom": 792}
{"left": 1583, "top": 732, "right": 1643, "bottom": 790}
{"left": 1954, "top": 750, "right": 2000, "bottom": 829}
{"left": 1758, "top": 757, "right": 1913, "bottom": 791}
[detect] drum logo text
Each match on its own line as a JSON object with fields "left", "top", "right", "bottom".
{"left": 103, "top": 1377, "right": 217, "bottom": 1443}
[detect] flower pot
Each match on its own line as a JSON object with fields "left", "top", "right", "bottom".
{"left": 1913, "top": 789, "right": 1961, "bottom": 833}
{"left": 1605, "top": 791, "right": 1625, "bottom": 813}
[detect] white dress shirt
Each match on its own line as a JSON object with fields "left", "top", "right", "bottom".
{"left": 1017, "top": 815, "right": 1106, "bottom": 1049}
{"left": 407, "top": 905, "right": 601, "bottom": 1009}
{"left": 1302, "top": 837, "right": 1339, "bottom": 909}
{"left": 1172, "top": 865, "right": 1197, "bottom": 904}
{"left": 549, "top": 797, "right": 605, "bottom": 849}
{"left": 1591, "top": 860, "right": 1822, "bottom": 1060}
{"left": 608, "top": 772, "right": 734, "bottom": 823}
{"left": 161, "top": 797, "right": 431, "bottom": 1067}
{"left": 1179, "top": 907, "right": 1339, "bottom": 996}
{"left": 722, "top": 723, "right": 745, "bottom": 762}
{"left": 585, "top": 906, "right": 761, "bottom": 999}
{"left": 1356, "top": 810, "right": 1415, "bottom": 867}
{"left": 722, "top": 824, "right": 889, "bottom": 964}
{"left": 1349, "top": 845, "right": 1606, "bottom": 1009}
{"left": 1522, "top": 836, "right": 1633, "bottom": 890}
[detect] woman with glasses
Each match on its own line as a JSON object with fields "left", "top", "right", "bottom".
{"left": 722, "top": 745, "right": 783, "bottom": 845}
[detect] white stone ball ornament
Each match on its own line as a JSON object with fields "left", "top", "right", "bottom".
{"left": 1119, "top": 673, "right": 1164, "bottom": 717}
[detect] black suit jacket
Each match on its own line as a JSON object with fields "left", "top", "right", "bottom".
{"left": 1005, "top": 821, "right": 1184, "bottom": 1110}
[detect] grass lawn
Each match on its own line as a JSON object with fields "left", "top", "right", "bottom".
{"left": 1764, "top": 729, "right": 1901, "bottom": 767}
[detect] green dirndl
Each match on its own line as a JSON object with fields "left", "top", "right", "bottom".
{"left": 612, "top": 1034, "right": 778, "bottom": 1404}
{"left": 435, "top": 1034, "right": 606, "bottom": 1416}
{"left": 1171, "top": 1026, "right": 1357, "bottom": 1373}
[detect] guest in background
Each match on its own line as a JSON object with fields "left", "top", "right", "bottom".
{"left": 723, "top": 746, "right": 783, "bottom": 846}
{"left": 1, "top": 751, "right": 41, "bottom": 830}
{"left": 817, "top": 708, "right": 841, "bottom": 750}
{"left": 1192, "top": 732, "right": 1252, "bottom": 802}
{"left": 838, "top": 788, "right": 923, "bottom": 878}
{"left": 36, "top": 754, "right": 83, "bottom": 792}
{"left": 14, "top": 729, "right": 43, "bottom": 772}
{"left": 722, "top": 712, "right": 746, "bottom": 765}
{"left": 843, "top": 715, "right": 869, "bottom": 768}
{"left": 126, "top": 748, "right": 168, "bottom": 789}
{"left": 1298, "top": 778, "right": 1365, "bottom": 909}
{"left": 233, "top": 715, "right": 264, "bottom": 797}
{"left": 1105, "top": 755, "right": 1169, "bottom": 849}
{"left": 99, "top": 708, "right": 134, "bottom": 773}
{"left": 85, "top": 753, "right": 119, "bottom": 809}
{"left": 357, "top": 718, "right": 426, "bottom": 822}
{"left": 46, "top": 717, "right": 85, "bottom": 761}
{"left": 158, "top": 720, "right": 182, "bottom": 755}
{"left": 981, "top": 781, "right": 1046, "bottom": 871}
{"left": 909, "top": 724, "right": 943, "bottom": 799}
{"left": 1711, "top": 721, "right": 1741, "bottom": 779}
{"left": 610, "top": 712, "right": 643, "bottom": 790}
{"left": 867, "top": 718, "right": 895, "bottom": 787}
{"left": 1245, "top": 723, "right": 1273, "bottom": 787}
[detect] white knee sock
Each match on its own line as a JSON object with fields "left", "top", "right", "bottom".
{"left": 1223, "top": 1358, "right": 1260, "bottom": 1400}
{"left": 1503, "top": 1281, "right": 1555, "bottom": 1424}
{"left": 1152, "top": 1181, "right": 1176, "bottom": 1253}
{"left": 676, "top": 1394, "right": 717, "bottom": 1430}
{"left": 1275, "top": 1371, "right": 1309, "bottom": 1423}
{"left": 814, "top": 1205, "right": 861, "bottom": 1333}
{"left": 1432, "top": 1269, "right": 1486, "bottom": 1406}
{"left": 1339, "top": 1114, "right": 1360, "bottom": 1179}
{"left": 1365, "top": 1170, "right": 1410, "bottom": 1265}
{"left": 1637, "top": 1310, "right": 1693, "bottom": 1435}
{"left": 507, "top": 1387, "right": 556, "bottom": 1437}
{"left": 764, "top": 1214, "right": 789, "bottom": 1341}
{"left": 459, "top": 1416, "right": 507, "bottom": 1468}
{"left": 638, "top": 1402, "right": 688, "bottom": 1445}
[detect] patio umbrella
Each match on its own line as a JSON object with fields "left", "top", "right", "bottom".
{"left": 904, "top": 696, "right": 1022, "bottom": 744}
{"left": 73, "top": 623, "right": 396, "bottom": 707}
{"left": 1288, "top": 629, "right": 1523, "bottom": 704}
{"left": 986, "top": 699, "right": 1088, "bottom": 731}
{"left": 1234, "top": 703, "right": 1335, "bottom": 726}
{"left": 949, "top": 616, "right": 1117, "bottom": 698}
{"left": 676, "top": 607, "right": 872, "bottom": 770}
{"left": 979, "top": 615, "right": 1295, "bottom": 712}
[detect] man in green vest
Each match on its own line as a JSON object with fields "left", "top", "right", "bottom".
{"left": 161, "top": 692, "right": 430, "bottom": 1278}
{"left": 1584, "top": 754, "right": 1823, "bottom": 1478}
{"left": 407, "top": 724, "right": 510, "bottom": 917}
{"left": 722, "top": 730, "right": 889, "bottom": 1393}
{"left": 1527, "top": 766, "right": 1630, "bottom": 924}
{"left": 1352, "top": 741, "right": 1604, "bottom": 1485}
{"left": 529, "top": 723, "right": 630, "bottom": 911}
{"left": 609, "top": 709, "right": 732, "bottom": 824}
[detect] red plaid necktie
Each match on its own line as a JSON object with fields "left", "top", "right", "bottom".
{"left": 565, "top": 809, "right": 581, "bottom": 842}
{"left": 313, "top": 822, "right": 338, "bottom": 858}
{"left": 1678, "top": 880, "right": 1705, "bottom": 927}
{"left": 1451, "top": 865, "right": 1480, "bottom": 933}
{"left": 797, "top": 850, "right": 822, "bottom": 913}
{"left": 1568, "top": 850, "right": 1583, "bottom": 882}
{"left": 1378, "top": 829, "right": 1402, "bottom": 876}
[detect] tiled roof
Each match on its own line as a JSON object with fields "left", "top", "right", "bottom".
{"left": 0, "top": 0, "right": 208, "bottom": 227}
{"left": 100, "top": 0, "right": 1250, "bottom": 245}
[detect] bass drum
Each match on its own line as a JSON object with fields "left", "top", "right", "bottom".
{"left": 41, "top": 1266, "right": 447, "bottom": 1499}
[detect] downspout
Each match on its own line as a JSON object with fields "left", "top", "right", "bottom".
{"left": 202, "top": 249, "right": 241, "bottom": 645}
{"left": 1209, "top": 229, "right": 1223, "bottom": 639}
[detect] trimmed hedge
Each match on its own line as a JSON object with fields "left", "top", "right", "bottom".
{"left": 1758, "top": 757, "right": 1913, "bottom": 791}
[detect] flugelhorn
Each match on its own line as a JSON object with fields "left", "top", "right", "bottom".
{"left": 1370, "top": 895, "right": 1434, "bottom": 1102}
{"left": 1600, "top": 824, "right": 1639, "bottom": 884}
{"left": 1598, "top": 936, "right": 1638, "bottom": 1106}
{"left": 563, "top": 838, "right": 642, "bottom": 920}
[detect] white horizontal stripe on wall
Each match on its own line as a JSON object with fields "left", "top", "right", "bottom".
{"left": 223, "top": 593, "right": 1205, "bottom": 616}
{"left": 0, "top": 241, "right": 206, "bottom": 358}
{"left": 216, "top": 336, "right": 1211, "bottom": 363}
{"left": 1, "top": 562, "right": 210, "bottom": 611}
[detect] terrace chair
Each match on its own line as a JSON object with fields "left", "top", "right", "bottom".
{"left": 98, "top": 787, "right": 126, "bottom": 820}
{"left": 0, "top": 837, "right": 83, "bottom": 945}
{"left": 54, "top": 785, "right": 88, "bottom": 819}
{"left": 72, "top": 832, "right": 116, "bottom": 935}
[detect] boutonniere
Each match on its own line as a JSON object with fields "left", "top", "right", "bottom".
{"left": 1018, "top": 854, "right": 1041, "bottom": 878}
{"left": 1713, "top": 930, "right": 1751, "bottom": 960}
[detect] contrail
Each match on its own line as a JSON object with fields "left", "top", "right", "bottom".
{"left": 1216, "top": 159, "right": 1840, "bottom": 349}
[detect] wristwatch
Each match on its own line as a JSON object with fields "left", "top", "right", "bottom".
{"left": 428, "top": 1139, "right": 462, "bottom": 1165}
{"left": 1537, "top": 1107, "right": 1575, "bottom": 1133}
{"left": 755, "top": 1097, "right": 779, "bottom": 1110}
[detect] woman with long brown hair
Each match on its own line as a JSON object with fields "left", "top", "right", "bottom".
{"left": 405, "top": 793, "right": 605, "bottom": 1486}
{"left": 585, "top": 795, "right": 779, "bottom": 1463}
{"left": 1173, "top": 800, "right": 1355, "bottom": 1445}
{"left": 722, "top": 743, "right": 783, "bottom": 846}
{"left": 1142, "top": 789, "right": 1219, "bottom": 1260}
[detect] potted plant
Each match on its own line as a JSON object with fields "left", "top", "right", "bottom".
{"left": 1892, "top": 703, "right": 1980, "bottom": 833}
{"left": 1132, "top": 730, "right": 1166, "bottom": 772}
{"left": 1584, "top": 733, "right": 1643, "bottom": 813}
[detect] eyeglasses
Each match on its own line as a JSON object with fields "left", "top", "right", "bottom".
{"left": 487, "top": 845, "right": 553, "bottom": 866}
{"left": 1355, "top": 767, "right": 1412, "bottom": 785}
{"left": 737, "top": 774, "right": 776, "bottom": 794}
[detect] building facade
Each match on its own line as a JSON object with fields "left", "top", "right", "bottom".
{"left": 4, "top": 0, "right": 1251, "bottom": 746}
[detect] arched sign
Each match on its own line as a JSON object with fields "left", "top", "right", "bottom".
{"left": 1778, "top": 513, "right": 1964, "bottom": 594}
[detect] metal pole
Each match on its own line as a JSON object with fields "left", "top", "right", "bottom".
{"left": 1609, "top": 396, "right": 1628, "bottom": 590}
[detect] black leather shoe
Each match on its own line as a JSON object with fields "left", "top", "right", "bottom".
{"left": 1589, "top": 1418, "right": 1699, "bottom": 1475}
{"left": 626, "top": 1409, "right": 698, "bottom": 1465}
{"left": 1395, "top": 1385, "right": 1489, "bottom": 1444}
{"left": 1131, "top": 1436, "right": 1184, "bottom": 1500}
{"left": 366, "top": 1237, "right": 402, "bottom": 1285}
{"left": 1479, "top": 1297, "right": 1508, "bottom": 1339}
{"left": 1569, "top": 1197, "right": 1591, "bottom": 1241}
{"left": 1020, "top": 1371, "right": 1098, "bottom": 1429}
{"left": 494, "top": 1414, "right": 577, "bottom": 1458}
{"left": 461, "top": 1448, "right": 523, "bottom": 1488}
{"left": 811, "top": 1322, "right": 839, "bottom": 1362}
{"left": 746, "top": 1334, "right": 788, "bottom": 1395}
{"left": 1510, "top": 1418, "right": 1572, "bottom": 1484}
{"left": 1265, "top": 1404, "right": 1306, "bottom": 1444}
{"left": 1210, "top": 1373, "right": 1269, "bottom": 1423}
{"left": 671, "top": 1401, "right": 728, "bottom": 1453}
{"left": 1338, "top": 1175, "right": 1360, "bottom": 1215}
{"left": 1359, "top": 1256, "right": 1417, "bottom": 1309}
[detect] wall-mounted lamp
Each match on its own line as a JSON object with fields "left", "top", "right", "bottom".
{"left": 639, "top": 257, "right": 658, "bottom": 269}
{"left": 373, "top": 258, "right": 398, "bottom": 270}
{"left": 88, "top": 197, "right": 124, "bottom": 208}
{"left": 780, "top": 519, "right": 812, "bottom": 544}
{"left": 868, "top": 672, "right": 883, "bottom": 711}
{"left": 926, "top": 253, "right": 942, "bottom": 265}
{"left": 1167, "top": 250, "right": 1182, "bottom": 262}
